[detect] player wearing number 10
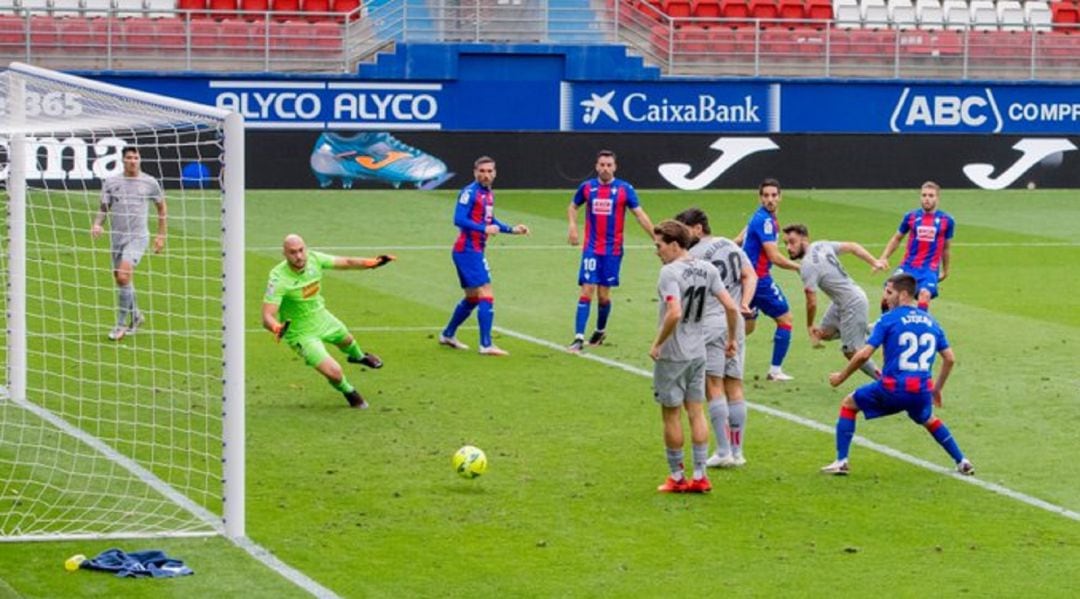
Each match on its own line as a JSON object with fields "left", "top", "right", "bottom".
{"left": 566, "top": 150, "right": 654, "bottom": 353}
{"left": 650, "top": 221, "right": 740, "bottom": 494}
{"left": 821, "top": 273, "right": 974, "bottom": 476}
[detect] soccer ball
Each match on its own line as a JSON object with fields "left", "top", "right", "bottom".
{"left": 452, "top": 445, "right": 488, "bottom": 479}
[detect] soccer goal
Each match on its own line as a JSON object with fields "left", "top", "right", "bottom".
{"left": 0, "top": 63, "right": 245, "bottom": 541}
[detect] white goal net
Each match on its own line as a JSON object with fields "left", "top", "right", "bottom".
{"left": 0, "top": 63, "right": 245, "bottom": 541}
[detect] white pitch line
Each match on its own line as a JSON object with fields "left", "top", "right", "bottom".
{"left": 492, "top": 325, "right": 1080, "bottom": 524}
{"left": 249, "top": 241, "right": 1080, "bottom": 252}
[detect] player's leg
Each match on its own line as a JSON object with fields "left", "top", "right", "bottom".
{"left": 821, "top": 393, "right": 860, "bottom": 475}
{"left": 331, "top": 324, "right": 383, "bottom": 369}
{"left": 294, "top": 335, "right": 366, "bottom": 408}
{"left": 841, "top": 301, "right": 880, "bottom": 379}
{"left": 724, "top": 322, "right": 749, "bottom": 465}
{"left": 684, "top": 359, "right": 711, "bottom": 491}
{"left": 702, "top": 331, "right": 732, "bottom": 467}
{"left": 108, "top": 258, "right": 135, "bottom": 340}
{"left": 569, "top": 275, "right": 595, "bottom": 352}
{"left": 472, "top": 283, "right": 506, "bottom": 356}
{"left": 441, "top": 253, "right": 485, "bottom": 350}
{"left": 911, "top": 404, "right": 973, "bottom": 474}
{"left": 754, "top": 279, "right": 793, "bottom": 380}
{"left": 916, "top": 270, "right": 939, "bottom": 311}
{"left": 654, "top": 360, "right": 689, "bottom": 492}
{"left": 590, "top": 255, "right": 620, "bottom": 345}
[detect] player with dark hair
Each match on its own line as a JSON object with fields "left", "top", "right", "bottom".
{"left": 782, "top": 223, "right": 885, "bottom": 379}
{"left": 650, "top": 220, "right": 739, "bottom": 494}
{"left": 439, "top": 156, "right": 529, "bottom": 356}
{"left": 91, "top": 146, "right": 166, "bottom": 341}
{"left": 821, "top": 273, "right": 974, "bottom": 476}
{"left": 566, "top": 150, "right": 653, "bottom": 353}
{"left": 674, "top": 207, "right": 756, "bottom": 468}
{"left": 734, "top": 178, "right": 801, "bottom": 381}
{"left": 262, "top": 234, "right": 393, "bottom": 409}
{"left": 877, "top": 181, "right": 954, "bottom": 311}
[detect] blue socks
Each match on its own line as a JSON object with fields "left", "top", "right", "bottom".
{"left": 442, "top": 298, "right": 477, "bottom": 338}
{"left": 477, "top": 298, "right": 494, "bottom": 347}
{"left": 574, "top": 296, "right": 590, "bottom": 337}
{"left": 772, "top": 323, "right": 792, "bottom": 368}
{"left": 927, "top": 418, "right": 965, "bottom": 463}
{"left": 596, "top": 300, "right": 611, "bottom": 332}
{"left": 836, "top": 407, "right": 858, "bottom": 461}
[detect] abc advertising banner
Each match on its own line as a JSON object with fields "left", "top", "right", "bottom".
{"left": 781, "top": 82, "right": 1080, "bottom": 134}
{"left": 92, "top": 75, "right": 559, "bottom": 131}
{"left": 248, "top": 131, "right": 1078, "bottom": 190}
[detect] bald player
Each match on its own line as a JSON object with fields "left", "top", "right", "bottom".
{"left": 262, "top": 234, "right": 394, "bottom": 409}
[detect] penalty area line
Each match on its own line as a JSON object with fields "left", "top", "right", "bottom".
{"left": 493, "top": 325, "right": 1080, "bottom": 524}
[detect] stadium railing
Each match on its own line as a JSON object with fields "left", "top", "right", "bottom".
{"left": 0, "top": 0, "right": 1077, "bottom": 78}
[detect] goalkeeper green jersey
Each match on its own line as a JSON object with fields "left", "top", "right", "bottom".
{"left": 264, "top": 251, "right": 337, "bottom": 330}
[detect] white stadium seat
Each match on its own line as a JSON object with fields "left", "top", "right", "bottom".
{"left": 888, "top": 0, "right": 917, "bottom": 29}
{"left": 970, "top": 0, "right": 998, "bottom": 31}
{"left": 942, "top": 0, "right": 970, "bottom": 30}
{"left": 916, "top": 0, "right": 943, "bottom": 30}
{"left": 1025, "top": 0, "right": 1052, "bottom": 31}
{"left": 861, "top": 0, "right": 889, "bottom": 28}
{"left": 51, "top": 0, "right": 83, "bottom": 16}
{"left": 835, "top": 0, "right": 863, "bottom": 28}
{"left": 144, "top": 0, "right": 176, "bottom": 18}
{"left": 998, "top": 0, "right": 1026, "bottom": 31}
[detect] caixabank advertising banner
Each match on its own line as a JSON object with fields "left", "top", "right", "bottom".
{"left": 248, "top": 131, "right": 1079, "bottom": 190}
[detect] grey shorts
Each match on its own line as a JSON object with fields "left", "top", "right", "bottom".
{"left": 653, "top": 357, "right": 707, "bottom": 408}
{"left": 704, "top": 321, "right": 746, "bottom": 379}
{"left": 820, "top": 299, "right": 871, "bottom": 354}
{"left": 112, "top": 236, "right": 149, "bottom": 269}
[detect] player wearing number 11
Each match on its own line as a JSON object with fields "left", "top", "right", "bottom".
{"left": 821, "top": 273, "right": 974, "bottom": 476}
{"left": 651, "top": 221, "right": 740, "bottom": 494}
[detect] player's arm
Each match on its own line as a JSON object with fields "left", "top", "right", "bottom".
{"left": 932, "top": 347, "right": 956, "bottom": 407}
{"left": 839, "top": 241, "right": 887, "bottom": 272}
{"left": 649, "top": 296, "right": 681, "bottom": 361}
{"left": 631, "top": 206, "right": 654, "bottom": 240}
{"left": 261, "top": 302, "right": 289, "bottom": 342}
{"left": 878, "top": 232, "right": 904, "bottom": 265}
{"left": 738, "top": 257, "right": 757, "bottom": 315}
{"left": 939, "top": 239, "right": 951, "bottom": 281}
{"left": 567, "top": 202, "right": 580, "bottom": 245}
{"left": 91, "top": 195, "right": 109, "bottom": 240}
{"left": 733, "top": 226, "right": 747, "bottom": 246}
{"left": 152, "top": 198, "right": 167, "bottom": 253}
{"left": 803, "top": 287, "right": 822, "bottom": 346}
{"left": 829, "top": 344, "right": 877, "bottom": 387}
{"left": 453, "top": 193, "right": 489, "bottom": 234}
{"left": 713, "top": 288, "right": 740, "bottom": 356}
{"left": 332, "top": 255, "right": 396, "bottom": 270}
{"left": 763, "top": 241, "right": 800, "bottom": 271}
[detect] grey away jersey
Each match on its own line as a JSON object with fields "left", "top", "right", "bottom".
{"left": 656, "top": 257, "right": 722, "bottom": 362}
{"left": 100, "top": 173, "right": 164, "bottom": 241}
{"left": 799, "top": 241, "right": 867, "bottom": 307}
{"left": 688, "top": 235, "right": 749, "bottom": 325}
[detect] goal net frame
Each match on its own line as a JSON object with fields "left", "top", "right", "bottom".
{"left": 1, "top": 62, "right": 245, "bottom": 541}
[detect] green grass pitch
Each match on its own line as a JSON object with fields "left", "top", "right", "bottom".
{"left": 1, "top": 188, "right": 1078, "bottom": 597}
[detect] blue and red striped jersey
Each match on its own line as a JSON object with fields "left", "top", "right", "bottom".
{"left": 572, "top": 177, "right": 640, "bottom": 256}
{"left": 453, "top": 182, "right": 509, "bottom": 253}
{"left": 742, "top": 205, "right": 779, "bottom": 278}
{"left": 898, "top": 209, "right": 954, "bottom": 273}
{"left": 867, "top": 305, "right": 950, "bottom": 393}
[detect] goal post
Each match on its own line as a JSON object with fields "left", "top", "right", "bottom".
{"left": 0, "top": 62, "right": 245, "bottom": 541}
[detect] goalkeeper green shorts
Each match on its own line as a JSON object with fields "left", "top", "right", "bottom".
{"left": 283, "top": 312, "right": 351, "bottom": 368}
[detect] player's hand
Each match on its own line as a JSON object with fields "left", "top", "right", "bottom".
{"left": 373, "top": 254, "right": 396, "bottom": 268}
{"left": 873, "top": 258, "right": 889, "bottom": 273}
{"left": 939, "top": 270, "right": 949, "bottom": 282}
{"left": 153, "top": 234, "right": 165, "bottom": 254}
{"left": 808, "top": 327, "right": 824, "bottom": 348}
{"left": 568, "top": 228, "right": 579, "bottom": 246}
{"left": 648, "top": 344, "right": 661, "bottom": 361}
{"left": 272, "top": 320, "right": 290, "bottom": 343}
{"left": 739, "top": 304, "right": 754, "bottom": 318}
{"left": 725, "top": 339, "right": 737, "bottom": 358}
{"left": 932, "top": 389, "right": 943, "bottom": 407}
{"left": 828, "top": 372, "right": 844, "bottom": 387}
{"left": 513, "top": 224, "right": 529, "bottom": 235}
{"left": 90, "top": 223, "right": 103, "bottom": 240}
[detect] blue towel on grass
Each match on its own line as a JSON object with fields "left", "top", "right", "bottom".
{"left": 82, "top": 548, "right": 193, "bottom": 578}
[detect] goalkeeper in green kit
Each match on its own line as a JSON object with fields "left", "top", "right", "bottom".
{"left": 262, "top": 234, "right": 395, "bottom": 409}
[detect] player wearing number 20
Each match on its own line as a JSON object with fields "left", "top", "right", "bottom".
{"left": 650, "top": 221, "right": 740, "bottom": 494}
{"left": 821, "top": 273, "right": 974, "bottom": 476}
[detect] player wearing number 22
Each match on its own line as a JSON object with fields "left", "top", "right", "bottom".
{"left": 566, "top": 150, "right": 654, "bottom": 353}
{"left": 821, "top": 273, "right": 974, "bottom": 476}
{"left": 650, "top": 221, "right": 740, "bottom": 494}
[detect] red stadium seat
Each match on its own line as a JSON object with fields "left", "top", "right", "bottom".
{"left": 675, "top": 22, "right": 709, "bottom": 52}
{"left": 121, "top": 17, "right": 157, "bottom": 53}
{"left": 270, "top": 19, "right": 311, "bottom": 51}
{"left": 720, "top": 0, "right": 751, "bottom": 28}
{"left": 240, "top": 0, "right": 270, "bottom": 20}
{"left": 661, "top": 0, "right": 693, "bottom": 17}
{"left": 749, "top": 0, "right": 779, "bottom": 28}
{"left": 311, "top": 20, "right": 342, "bottom": 51}
{"left": 28, "top": 16, "right": 60, "bottom": 53}
{"left": 778, "top": 0, "right": 805, "bottom": 19}
{"left": 303, "top": 0, "right": 331, "bottom": 21}
{"left": 1050, "top": 1, "right": 1079, "bottom": 32}
{"left": 333, "top": 0, "right": 361, "bottom": 21}
{"left": 272, "top": 0, "right": 301, "bottom": 15}
{"left": 0, "top": 15, "right": 26, "bottom": 49}
{"left": 220, "top": 17, "right": 254, "bottom": 50}
{"left": 155, "top": 17, "right": 186, "bottom": 51}
{"left": 177, "top": 0, "right": 208, "bottom": 19}
{"left": 190, "top": 18, "right": 223, "bottom": 52}
{"left": 58, "top": 17, "right": 106, "bottom": 51}
{"left": 208, "top": 0, "right": 238, "bottom": 19}
{"left": 806, "top": 0, "right": 832, "bottom": 21}
{"left": 692, "top": 0, "right": 722, "bottom": 17}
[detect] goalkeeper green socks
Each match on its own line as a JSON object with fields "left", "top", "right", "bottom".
{"left": 342, "top": 340, "right": 365, "bottom": 361}
{"left": 330, "top": 377, "right": 356, "bottom": 394}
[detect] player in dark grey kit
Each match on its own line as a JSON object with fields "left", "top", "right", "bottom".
{"left": 650, "top": 220, "right": 739, "bottom": 494}
{"left": 91, "top": 147, "right": 167, "bottom": 341}
{"left": 675, "top": 208, "right": 757, "bottom": 469}
{"left": 782, "top": 224, "right": 885, "bottom": 379}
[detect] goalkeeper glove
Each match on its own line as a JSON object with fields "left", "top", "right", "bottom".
{"left": 272, "top": 320, "right": 290, "bottom": 343}
{"left": 364, "top": 254, "right": 396, "bottom": 269}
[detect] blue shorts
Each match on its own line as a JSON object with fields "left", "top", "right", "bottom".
{"left": 892, "top": 266, "right": 940, "bottom": 299}
{"left": 452, "top": 251, "right": 490, "bottom": 289}
{"left": 578, "top": 253, "right": 623, "bottom": 287}
{"left": 748, "top": 277, "right": 789, "bottom": 320}
{"left": 852, "top": 381, "right": 933, "bottom": 424}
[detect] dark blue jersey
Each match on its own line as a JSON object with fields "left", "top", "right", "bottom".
{"left": 866, "top": 305, "right": 950, "bottom": 393}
